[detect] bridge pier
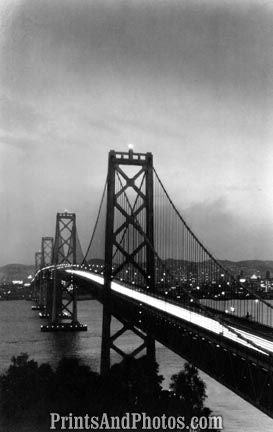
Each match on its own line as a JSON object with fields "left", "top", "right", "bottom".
{"left": 39, "top": 275, "right": 51, "bottom": 318}
{"left": 41, "top": 270, "right": 87, "bottom": 332}
{"left": 101, "top": 308, "right": 111, "bottom": 375}
{"left": 101, "top": 309, "right": 156, "bottom": 375}
{"left": 31, "top": 274, "right": 46, "bottom": 311}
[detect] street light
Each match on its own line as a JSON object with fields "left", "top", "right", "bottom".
{"left": 128, "top": 143, "right": 134, "bottom": 152}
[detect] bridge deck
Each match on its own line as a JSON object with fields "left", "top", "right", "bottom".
{"left": 66, "top": 269, "right": 273, "bottom": 359}
{"left": 35, "top": 266, "right": 273, "bottom": 416}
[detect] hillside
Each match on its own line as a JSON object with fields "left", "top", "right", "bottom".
{"left": 220, "top": 260, "right": 273, "bottom": 278}
{"left": 0, "top": 260, "right": 272, "bottom": 283}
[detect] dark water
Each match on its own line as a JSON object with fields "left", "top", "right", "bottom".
{"left": 0, "top": 300, "right": 272, "bottom": 432}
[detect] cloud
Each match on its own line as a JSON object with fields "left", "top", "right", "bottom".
{"left": 2, "top": 0, "right": 273, "bottom": 105}
{"left": 183, "top": 198, "right": 273, "bottom": 260}
{"left": 0, "top": 0, "right": 272, "bottom": 264}
{"left": 0, "top": 93, "right": 45, "bottom": 144}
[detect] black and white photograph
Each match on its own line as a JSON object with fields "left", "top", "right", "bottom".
{"left": 0, "top": 0, "right": 273, "bottom": 431}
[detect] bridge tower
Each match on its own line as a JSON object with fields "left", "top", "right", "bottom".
{"left": 35, "top": 251, "right": 42, "bottom": 279}
{"left": 31, "top": 251, "right": 43, "bottom": 310}
{"left": 41, "top": 237, "right": 54, "bottom": 268}
{"left": 41, "top": 212, "right": 86, "bottom": 331}
{"left": 101, "top": 149, "right": 156, "bottom": 374}
{"left": 39, "top": 237, "right": 54, "bottom": 318}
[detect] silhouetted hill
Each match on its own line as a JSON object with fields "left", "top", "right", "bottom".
{"left": 1, "top": 260, "right": 272, "bottom": 283}
{"left": 163, "top": 258, "right": 273, "bottom": 278}
{"left": 220, "top": 260, "right": 273, "bottom": 278}
{"left": 0, "top": 264, "right": 34, "bottom": 282}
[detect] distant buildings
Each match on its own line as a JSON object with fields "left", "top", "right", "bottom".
{"left": 0, "top": 281, "right": 31, "bottom": 300}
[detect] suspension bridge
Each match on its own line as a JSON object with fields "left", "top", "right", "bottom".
{"left": 30, "top": 149, "right": 273, "bottom": 417}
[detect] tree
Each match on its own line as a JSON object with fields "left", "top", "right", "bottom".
{"left": 101, "top": 356, "right": 163, "bottom": 414}
{"left": 0, "top": 353, "right": 54, "bottom": 420}
{"left": 53, "top": 357, "right": 101, "bottom": 414}
{"left": 169, "top": 362, "right": 208, "bottom": 414}
{"left": 0, "top": 353, "right": 216, "bottom": 431}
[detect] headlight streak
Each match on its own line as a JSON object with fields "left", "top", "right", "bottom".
{"left": 66, "top": 270, "right": 271, "bottom": 357}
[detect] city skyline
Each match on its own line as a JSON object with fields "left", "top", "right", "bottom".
{"left": 1, "top": 0, "right": 273, "bottom": 265}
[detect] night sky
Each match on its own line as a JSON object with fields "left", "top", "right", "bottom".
{"left": 1, "top": 0, "right": 273, "bottom": 265}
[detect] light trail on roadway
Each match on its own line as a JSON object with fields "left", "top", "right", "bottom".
{"left": 66, "top": 269, "right": 273, "bottom": 357}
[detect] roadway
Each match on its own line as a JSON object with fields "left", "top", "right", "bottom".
{"left": 66, "top": 269, "right": 273, "bottom": 359}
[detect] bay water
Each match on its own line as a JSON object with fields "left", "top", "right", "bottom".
{"left": 0, "top": 300, "right": 272, "bottom": 432}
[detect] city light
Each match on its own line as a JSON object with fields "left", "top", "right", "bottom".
{"left": 66, "top": 269, "right": 272, "bottom": 356}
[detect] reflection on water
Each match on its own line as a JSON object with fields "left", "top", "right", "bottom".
{"left": 49, "top": 332, "right": 81, "bottom": 359}
{"left": 0, "top": 300, "right": 272, "bottom": 432}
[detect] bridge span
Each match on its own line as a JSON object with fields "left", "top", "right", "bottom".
{"left": 30, "top": 149, "right": 273, "bottom": 417}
